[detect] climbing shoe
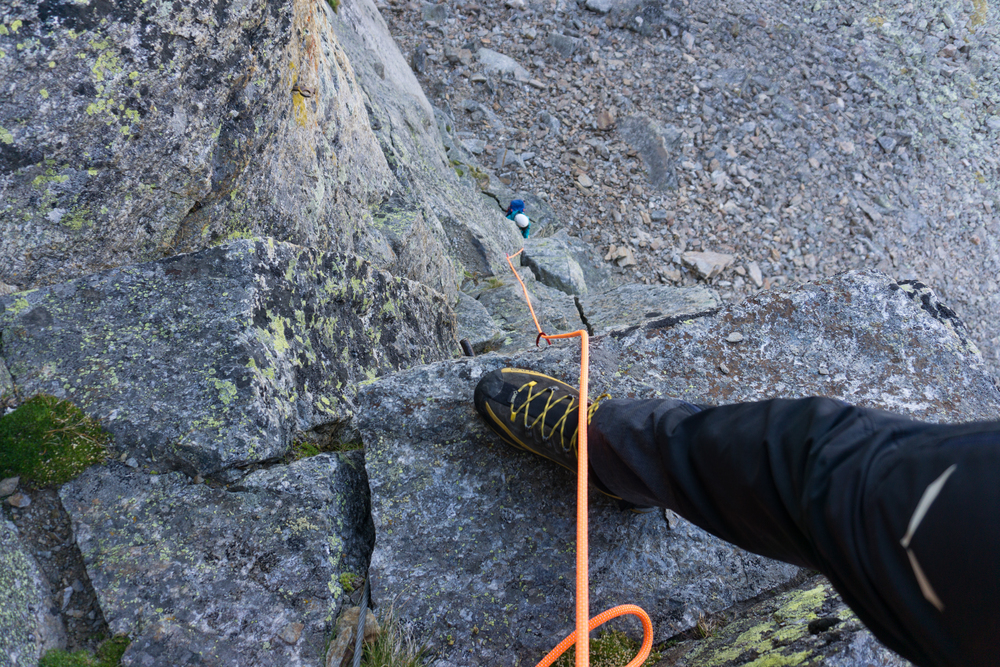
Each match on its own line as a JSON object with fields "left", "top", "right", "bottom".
{"left": 474, "top": 368, "right": 656, "bottom": 513}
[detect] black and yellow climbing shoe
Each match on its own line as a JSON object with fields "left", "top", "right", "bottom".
{"left": 474, "top": 368, "right": 655, "bottom": 513}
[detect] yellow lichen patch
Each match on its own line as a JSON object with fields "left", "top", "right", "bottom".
{"left": 971, "top": 0, "right": 989, "bottom": 27}
{"left": 0, "top": 127, "right": 12, "bottom": 144}
{"left": 292, "top": 91, "right": 309, "bottom": 127}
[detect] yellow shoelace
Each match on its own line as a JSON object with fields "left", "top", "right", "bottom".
{"left": 510, "top": 380, "right": 609, "bottom": 453}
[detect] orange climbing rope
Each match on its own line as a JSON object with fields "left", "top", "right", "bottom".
{"left": 505, "top": 250, "right": 654, "bottom": 667}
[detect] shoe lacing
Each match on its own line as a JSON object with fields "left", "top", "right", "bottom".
{"left": 510, "top": 380, "right": 609, "bottom": 454}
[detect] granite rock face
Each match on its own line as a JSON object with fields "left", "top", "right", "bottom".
{"left": 356, "top": 270, "right": 999, "bottom": 666}
{"left": 327, "top": 0, "right": 523, "bottom": 283}
{"left": 0, "top": 0, "right": 518, "bottom": 300}
{"left": 0, "top": 0, "right": 389, "bottom": 290}
{"left": 60, "top": 452, "right": 373, "bottom": 667}
{"left": 0, "top": 519, "right": 66, "bottom": 666}
{"left": 0, "top": 239, "right": 457, "bottom": 477}
{"left": 660, "top": 577, "right": 913, "bottom": 667}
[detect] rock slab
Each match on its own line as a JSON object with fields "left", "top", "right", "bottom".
{"left": 0, "top": 239, "right": 457, "bottom": 477}
{"left": 357, "top": 270, "right": 999, "bottom": 666}
{"left": 61, "top": 453, "right": 373, "bottom": 667}
{"left": 579, "top": 284, "right": 721, "bottom": 335}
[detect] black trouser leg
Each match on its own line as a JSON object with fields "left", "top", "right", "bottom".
{"left": 588, "top": 397, "right": 1000, "bottom": 667}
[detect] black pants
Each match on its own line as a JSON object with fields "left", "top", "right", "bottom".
{"left": 588, "top": 397, "right": 1000, "bottom": 667}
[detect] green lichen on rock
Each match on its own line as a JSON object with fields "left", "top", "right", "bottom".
{"left": 0, "top": 394, "right": 110, "bottom": 486}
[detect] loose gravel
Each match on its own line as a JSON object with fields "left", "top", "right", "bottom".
{"left": 381, "top": 0, "right": 1000, "bottom": 377}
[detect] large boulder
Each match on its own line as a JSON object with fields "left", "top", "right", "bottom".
{"left": 61, "top": 452, "right": 373, "bottom": 667}
{"left": 355, "top": 270, "right": 999, "bottom": 666}
{"left": 0, "top": 239, "right": 457, "bottom": 477}
{"left": 520, "top": 229, "right": 618, "bottom": 297}
{"left": 0, "top": 0, "right": 519, "bottom": 299}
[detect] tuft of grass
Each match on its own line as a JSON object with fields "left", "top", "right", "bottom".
{"left": 326, "top": 0, "right": 340, "bottom": 12}
{"left": 553, "top": 629, "right": 661, "bottom": 667}
{"left": 0, "top": 395, "right": 111, "bottom": 487}
{"left": 360, "top": 609, "right": 426, "bottom": 667}
{"left": 340, "top": 572, "right": 361, "bottom": 593}
{"left": 289, "top": 436, "right": 363, "bottom": 461}
{"left": 40, "top": 636, "right": 130, "bottom": 667}
{"left": 484, "top": 277, "right": 504, "bottom": 289}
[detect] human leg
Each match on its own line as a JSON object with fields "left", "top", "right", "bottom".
{"left": 587, "top": 396, "right": 1000, "bottom": 667}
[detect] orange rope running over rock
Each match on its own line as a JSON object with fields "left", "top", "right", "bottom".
{"left": 505, "top": 250, "right": 654, "bottom": 667}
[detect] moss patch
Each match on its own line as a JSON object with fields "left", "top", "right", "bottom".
{"left": 554, "top": 629, "right": 661, "bottom": 667}
{"left": 0, "top": 395, "right": 110, "bottom": 487}
{"left": 40, "top": 636, "right": 130, "bottom": 667}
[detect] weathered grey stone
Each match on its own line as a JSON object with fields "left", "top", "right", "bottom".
{"left": 473, "top": 268, "right": 584, "bottom": 351}
{"left": 328, "top": 0, "right": 523, "bottom": 282}
{"left": 619, "top": 115, "right": 684, "bottom": 191}
{"left": 477, "top": 48, "right": 530, "bottom": 81}
{"left": 421, "top": 3, "right": 448, "bottom": 22}
{"left": 661, "top": 576, "right": 913, "bottom": 667}
{"left": 356, "top": 270, "right": 999, "bottom": 665}
{"left": 0, "top": 239, "right": 457, "bottom": 476}
{"left": 61, "top": 453, "right": 373, "bottom": 667}
{"left": 521, "top": 229, "right": 618, "bottom": 296}
{"left": 0, "top": 477, "right": 19, "bottom": 497}
{"left": 547, "top": 32, "right": 582, "bottom": 59}
{"left": 455, "top": 292, "right": 506, "bottom": 355}
{"left": 584, "top": 0, "right": 617, "bottom": 14}
{"left": 579, "top": 284, "right": 721, "bottom": 335}
{"left": 0, "top": 519, "right": 66, "bottom": 666}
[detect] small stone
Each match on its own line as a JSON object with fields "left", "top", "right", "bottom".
{"left": 278, "top": 622, "right": 305, "bottom": 645}
{"left": 938, "top": 44, "right": 958, "bottom": 59}
{"left": 818, "top": 366, "right": 830, "bottom": 375}
{"left": 734, "top": 265, "right": 746, "bottom": 276}
{"left": 726, "top": 332, "right": 744, "bottom": 343}
{"left": 0, "top": 476, "right": 19, "bottom": 497}
{"left": 719, "top": 363, "right": 730, "bottom": 375}
{"left": 664, "top": 509, "right": 682, "bottom": 529}
{"left": 941, "top": 11, "right": 955, "bottom": 28}
{"left": 125, "top": 457, "right": 139, "bottom": 468}
{"left": 193, "top": 474, "right": 204, "bottom": 484}
{"left": 681, "top": 251, "right": 735, "bottom": 280}
{"left": 837, "top": 140, "right": 855, "bottom": 155}
{"left": 528, "top": 79, "right": 546, "bottom": 90}
{"left": 596, "top": 108, "right": 617, "bottom": 131}
{"left": 682, "top": 31, "right": 695, "bottom": 50}
{"left": 877, "top": 135, "right": 897, "bottom": 153}
{"left": 808, "top": 157, "right": 820, "bottom": 169}
{"left": 577, "top": 173, "right": 594, "bottom": 188}
{"left": 7, "top": 492, "right": 31, "bottom": 508}
{"left": 748, "top": 262, "right": 764, "bottom": 288}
